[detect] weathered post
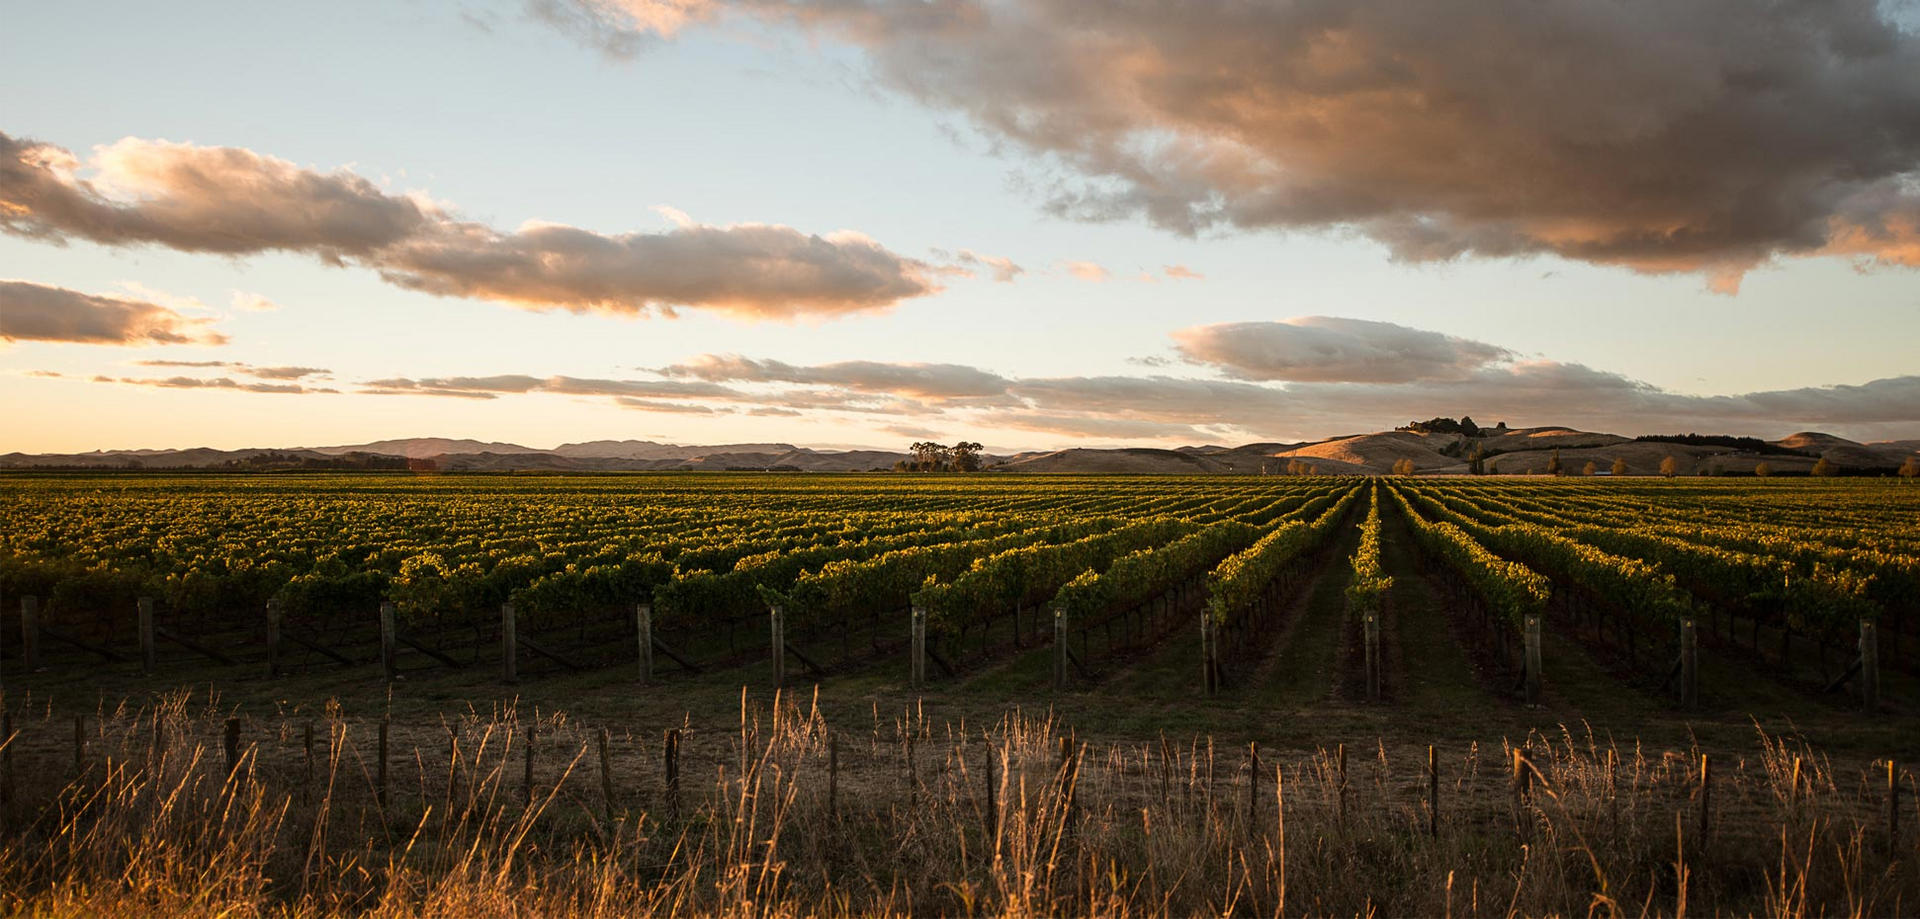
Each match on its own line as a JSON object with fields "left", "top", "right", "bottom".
{"left": 597, "top": 728, "right": 616, "bottom": 815}
{"left": 1364, "top": 612, "right": 1381, "bottom": 702}
{"left": 19, "top": 597, "right": 40, "bottom": 672}
{"left": 1698, "top": 753, "right": 1712, "bottom": 843}
{"left": 501, "top": 602, "right": 518, "bottom": 684}
{"left": 1337, "top": 742, "right": 1348, "bottom": 826}
{"left": 1247, "top": 741, "right": 1260, "bottom": 841}
{"left": 664, "top": 728, "right": 682, "bottom": 818}
{"left": 1427, "top": 744, "right": 1440, "bottom": 838}
{"left": 266, "top": 599, "right": 283, "bottom": 678}
{"left": 909, "top": 606, "right": 927, "bottom": 688}
{"left": 138, "top": 597, "right": 157, "bottom": 674}
{"left": 769, "top": 605, "right": 786, "bottom": 689}
{"left": 984, "top": 741, "right": 998, "bottom": 842}
{"left": 1860, "top": 619, "right": 1879, "bottom": 713}
{"left": 1201, "top": 612, "right": 1217, "bottom": 695}
{"left": 1888, "top": 760, "right": 1901, "bottom": 848}
{"left": 828, "top": 732, "right": 839, "bottom": 817}
{"left": 1523, "top": 615, "right": 1543, "bottom": 705}
{"left": 379, "top": 602, "right": 398, "bottom": 683}
{"left": 376, "top": 718, "right": 390, "bottom": 811}
{"left": 1052, "top": 605, "right": 1068, "bottom": 691}
{"left": 223, "top": 717, "right": 241, "bottom": 779}
{"left": 635, "top": 604, "right": 653, "bottom": 685}
{"left": 1680, "top": 617, "right": 1698, "bottom": 710}
{"left": 302, "top": 721, "right": 315, "bottom": 803}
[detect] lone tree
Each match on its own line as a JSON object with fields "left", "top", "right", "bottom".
{"left": 1611, "top": 456, "right": 1629, "bottom": 476}
{"left": 1659, "top": 455, "right": 1680, "bottom": 477}
{"left": 1902, "top": 455, "right": 1920, "bottom": 479}
{"left": 1754, "top": 461, "right": 1772, "bottom": 477}
{"left": 1467, "top": 443, "right": 1487, "bottom": 475}
{"left": 950, "top": 441, "right": 984, "bottom": 472}
{"left": 1812, "top": 456, "right": 1838, "bottom": 477}
{"left": 1582, "top": 460, "right": 1598, "bottom": 476}
{"left": 1546, "top": 448, "right": 1563, "bottom": 476}
{"left": 1391, "top": 457, "right": 1416, "bottom": 476}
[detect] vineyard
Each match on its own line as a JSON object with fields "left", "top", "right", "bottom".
{"left": 0, "top": 472, "right": 1915, "bottom": 718}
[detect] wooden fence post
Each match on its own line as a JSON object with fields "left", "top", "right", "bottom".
{"left": 138, "top": 597, "right": 156, "bottom": 674}
{"left": 636, "top": 604, "right": 653, "bottom": 685}
{"left": 376, "top": 718, "right": 390, "bottom": 811}
{"left": 1053, "top": 605, "right": 1067, "bottom": 691}
{"left": 828, "top": 732, "right": 839, "bottom": 817}
{"left": 1860, "top": 619, "right": 1879, "bottom": 713}
{"left": 769, "top": 605, "right": 786, "bottom": 689}
{"left": 1247, "top": 741, "right": 1260, "bottom": 841}
{"left": 19, "top": 597, "right": 39, "bottom": 673}
{"left": 224, "top": 717, "right": 241, "bottom": 779}
{"left": 1698, "top": 753, "right": 1712, "bottom": 844}
{"left": 1680, "top": 617, "right": 1698, "bottom": 710}
{"left": 1201, "top": 612, "right": 1217, "bottom": 695}
{"left": 501, "top": 602, "right": 518, "bottom": 684}
{"left": 522, "top": 725, "right": 535, "bottom": 809}
{"left": 597, "top": 728, "right": 615, "bottom": 815}
{"left": 1427, "top": 744, "right": 1439, "bottom": 838}
{"left": 909, "top": 606, "right": 926, "bottom": 688}
{"left": 1364, "top": 612, "right": 1381, "bottom": 701}
{"left": 266, "top": 599, "right": 282, "bottom": 678}
{"left": 379, "top": 602, "right": 398, "bottom": 682}
{"left": 1888, "top": 760, "right": 1901, "bottom": 849}
{"left": 1523, "top": 615, "right": 1543, "bottom": 705}
{"left": 664, "top": 728, "right": 682, "bottom": 818}
{"left": 984, "top": 741, "right": 997, "bottom": 843}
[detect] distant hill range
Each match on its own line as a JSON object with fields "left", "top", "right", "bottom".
{"left": 3, "top": 428, "right": 1916, "bottom": 475}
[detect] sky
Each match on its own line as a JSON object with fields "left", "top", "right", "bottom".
{"left": 3, "top": 0, "right": 1919, "bottom": 454}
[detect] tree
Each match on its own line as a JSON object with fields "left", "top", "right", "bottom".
{"left": 1901, "top": 455, "right": 1920, "bottom": 479}
{"left": 1754, "top": 461, "right": 1772, "bottom": 477}
{"left": 1546, "top": 449, "right": 1562, "bottom": 476}
{"left": 1392, "top": 458, "right": 1416, "bottom": 476}
{"left": 1467, "top": 443, "right": 1486, "bottom": 475}
{"left": 950, "top": 441, "right": 984, "bottom": 472}
{"left": 909, "top": 441, "right": 950, "bottom": 472}
{"left": 1812, "top": 457, "right": 1838, "bottom": 477}
{"left": 1659, "top": 455, "right": 1679, "bottom": 477}
{"left": 1459, "top": 415, "right": 1481, "bottom": 437}
{"left": 1611, "top": 457, "right": 1628, "bottom": 476}
{"left": 1582, "top": 460, "right": 1598, "bottom": 476}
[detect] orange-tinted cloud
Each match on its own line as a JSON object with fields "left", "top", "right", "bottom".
{"left": 548, "top": 0, "right": 1920, "bottom": 291}
{"left": 1, "top": 130, "right": 937, "bottom": 320}
{"left": 0, "top": 280, "right": 228, "bottom": 346}
{"left": 1172, "top": 317, "right": 1512, "bottom": 383}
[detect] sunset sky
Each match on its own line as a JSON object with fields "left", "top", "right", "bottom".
{"left": 5, "top": 0, "right": 1920, "bottom": 453}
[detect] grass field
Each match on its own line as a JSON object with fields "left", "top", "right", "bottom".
{"left": 0, "top": 473, "right": 1916, "bottom": 915}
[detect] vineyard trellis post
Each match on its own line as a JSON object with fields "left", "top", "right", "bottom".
{"left": 501, "top": 603, "right": 517, "bottom": 684}
{"left": 265, "top": 599, "right": 282, "bottom": 678}
{"left": 137, "top": 597, "right": 156, "bottom": 674}
{"left": 636, "top": 603, "right": 653, "bottom": 686}
{"left": 379, "top": 602, "right": 398, "bottom": 683}
{"left": 1200, "top": 611, "right": 1218, "bottom": 695}
{"left": 1052, "top": 604, "right": 1067, "bottom": 691}
{"left": 1679, "top": 617, "right": 1698, "bottom": 710}
{"left": 1859, "top": 619, "right": 1879, "bottom": 713}
{"left": 769, "top": 604, "right": 786, "bottom": 689}
{"left": 910, "top": 606, "right": 926, "bottom": 688}
{"left": 19, "top": 597, "right": 38, "bottom": 672}
{"left": 1364, "top": 612, "right": 1381, "bottom": 702}
{"left": 1523, "top": 615, "right": 1543, "bottom": 705}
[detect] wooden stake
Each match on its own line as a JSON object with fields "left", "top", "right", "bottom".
{"left": 636, "top": 604, "right": 653, "bottom": 685}
{"left": 769, "top": 605, "right": 786, "bottom": 689}
{"left": 501, "top": 602, "right": 518, "bottom": 684}
{"left": 1860, "top": 619, "right": 1879, "bottom": 713}
{"left": 828, "top": 731, "right": 838, "bottom": 817}
{"left": 664, "top": 728, "right": 682, "bottom": 817}
{"left": 1364, "top": 612, "right": 1381, "bottom": 702}
{"left": 266, "top": 599, "right": 283, "bottom": 678}
{"left": 379, "top": 602, "right": 398, "bottom": 683}
{"left": 1337, "top": 742, "right": 1348, "bottom": 826}
{"left": 1248, "top": 741, "right": 1260, "bottom": 840}
{"left": 1680, "top": 617, "right": 1698, "bottom": 710}
{"left": 522, "top": 724, "right": 535, "bottom": 809}
{"left": 1427, "top": 744, "right": 1439, "bottom": 838}
{"left": 223, "top": 717, "right": 240, "bottom": 779}
{"left": 910, "top": 606, "right": 926, "bottom": 688}
{"left": 376, "top": 718, "right": 390, "bottom": 811}
{"left": 1523, "top": 615, "right": 1543, "bottom": 706}
{"left": 1052, "top": 605, "right": 1067, "bottom": 691}
{"left": 597, "top": 728, "right": 615, "bottom": 815}
{"left": 19, "top": 597, "right": 39, "bottom": 672}
{"left": 138, "top": 597, "right": 156, "bottom": 674}
{"left": 1889, "top": 760, "right": 1900, "bottom": 848}
{"left": 984, "top": 740, "right": 997, "bottom": 843}
{"left": 1698, "top": 753, "right": 1711, "bottom": 844}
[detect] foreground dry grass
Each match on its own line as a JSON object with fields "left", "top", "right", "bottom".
{"left": 0, "top": 689, "right": 1912, "bottom": 917}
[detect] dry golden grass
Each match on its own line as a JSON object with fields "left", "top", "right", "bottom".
{"left": 0, "top": 689, "right": 1912, "bottom": 917}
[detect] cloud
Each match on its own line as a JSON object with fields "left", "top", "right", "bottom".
{"left": 1163, "top": 265, "right": 1203, "bottom": 280}
{"left": 1061, "top": 260, "right": 1110, "bottom": 282}
{"left": 98, "top": 375, "right": 337, "bottom": 395}
{"left": 944, "top": 249, "right": 1024, "bottom": 282}
{"left": 615, "top": 397, "right": 729, "bottom": 414}
{"left": 546, "top": 0, "right": 1920, "bottom": 290}
{"left": 658, "top": 353, "right": 1010, "bottom": 399}
{"left": 230, "top": 291, "right": 278, "bottom": 312}
{"left": 0, "top": 280, "right": 228, "bottom": 345}
{"left": 134, "top": 359, "right": 330, "bottom": 380}
{"left": 1, "top": 130, "right": 938, "bottom": 320}
{"left": 1172, "top": 317, "right": 1514, "bottom": 383}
